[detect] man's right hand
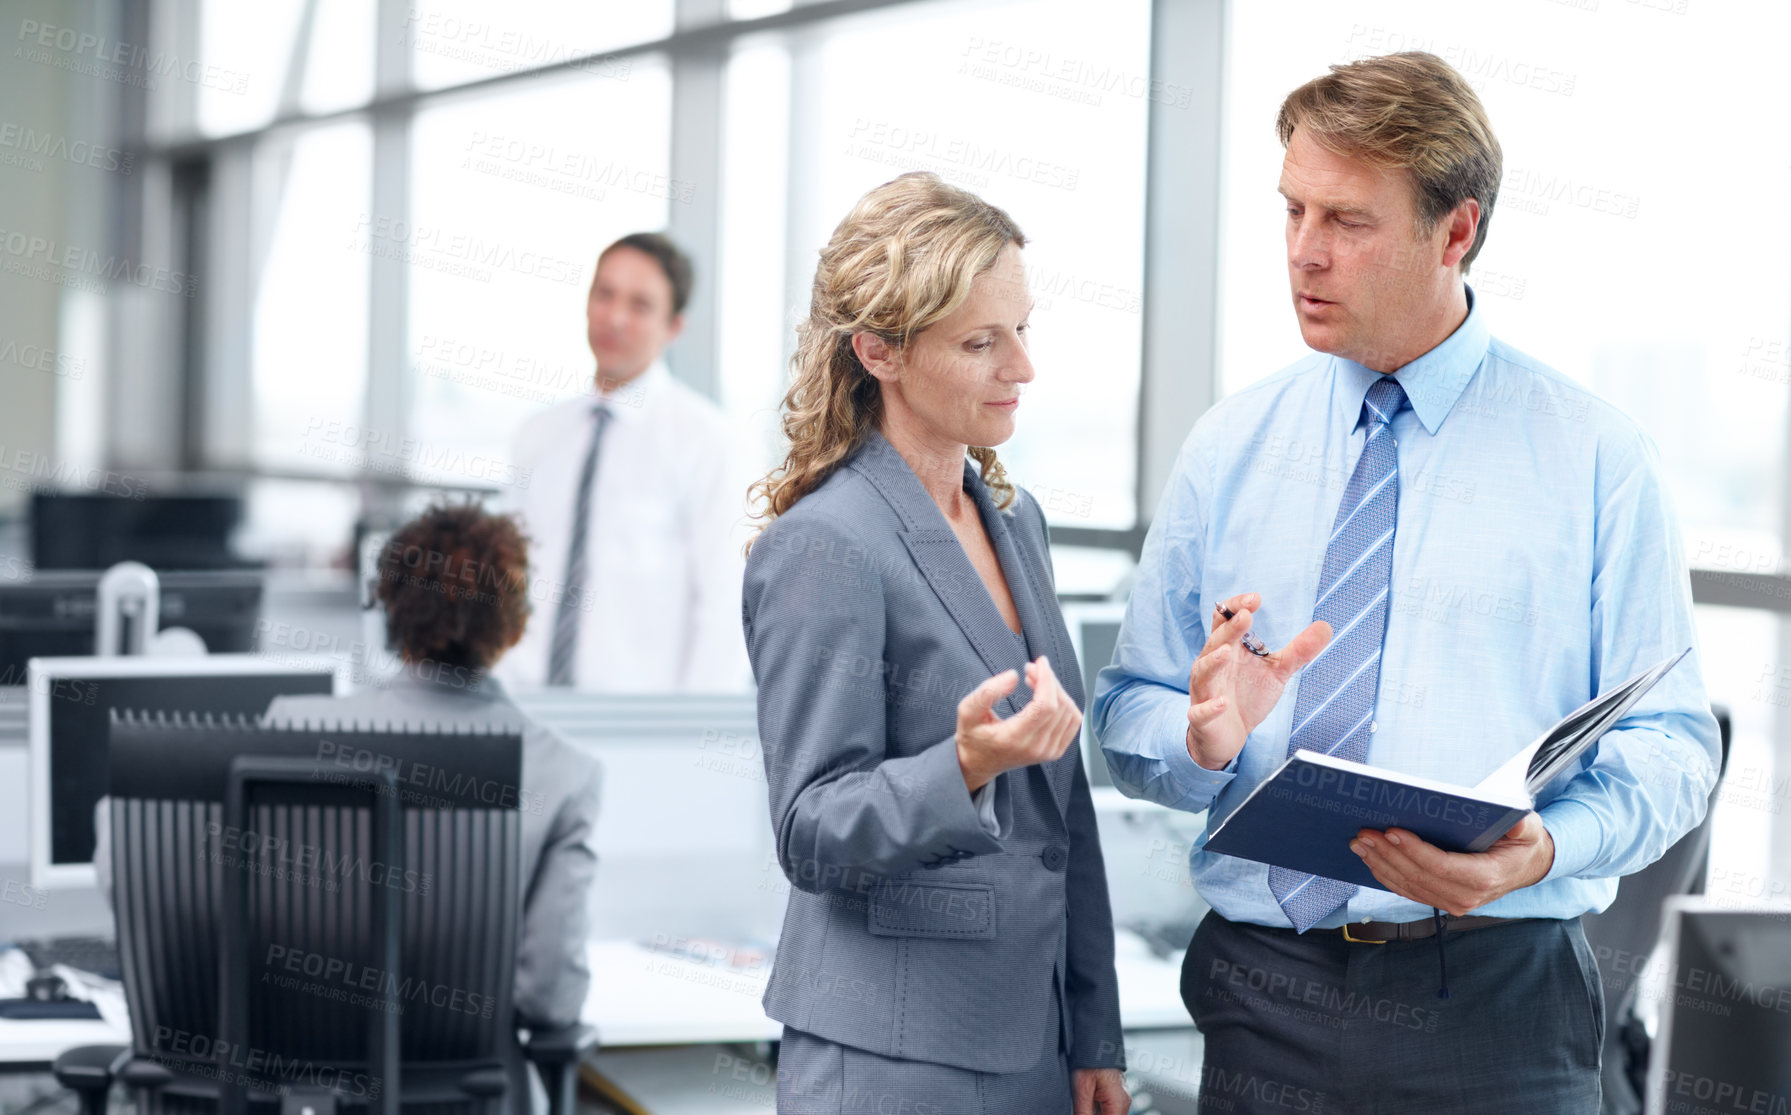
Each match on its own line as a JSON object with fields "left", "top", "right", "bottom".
{"left": 956, "top": 656, "right": 1081, "bottom": 793}
{"left": 1186, "top": 592, "right": 1331, "bottom": 770}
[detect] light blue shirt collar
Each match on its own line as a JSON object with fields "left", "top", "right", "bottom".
{"left": 1332, "top": 284, "right": 1491, "bottom": 438}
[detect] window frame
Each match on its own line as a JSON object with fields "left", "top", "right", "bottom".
{"left": 120, "top": 0, "right": 1791, "bottom": 613}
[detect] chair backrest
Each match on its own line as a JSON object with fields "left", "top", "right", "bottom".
{"left": 1582, "top": 706, "right": 1733, "bottom": 978}
{"left": 108, "top": 711, "right": 523, "bottom": 1112}
{"left": 1583, "top": 704, "right": 1733, "bottom": 1115}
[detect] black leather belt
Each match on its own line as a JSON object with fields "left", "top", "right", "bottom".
{"left": 1322, "top": 914, "right": 1525, "bottom": 943}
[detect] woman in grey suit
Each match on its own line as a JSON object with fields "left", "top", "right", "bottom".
{"left": 743, "top": 172, "right": 1129, "bottom": 1115}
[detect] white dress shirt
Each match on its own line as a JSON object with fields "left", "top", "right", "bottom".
{"left": 498, "top": 361, "right": 752, "bottom": 693}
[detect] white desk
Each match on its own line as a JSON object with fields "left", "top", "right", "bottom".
{"left": 580, "top": 935, "right": 1193, "bottom": 1114}
{"left": 584, "top": 940, "right": 780, "bottom": 1046}
{"left": 0, "top": 935, "right": 1189, "bottom": 1070}
{"left": 582, "top": 932, "right": 1192, "bottom": 1046}
{"left": 0, "top": 1016, "right": 130, "bottom": 1070}
{"left": 1113, "top": 933, "right": 1195, "bottom": 1029}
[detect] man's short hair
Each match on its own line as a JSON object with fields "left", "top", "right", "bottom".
{"left": 1276, "top": 51, "right": 1502, "bottom": 273}
{"left": 598, "top": 232, "right": 695, "bottom": 316}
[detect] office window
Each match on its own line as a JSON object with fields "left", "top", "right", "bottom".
{"left": 717, "top": 38, "right": 792, "bottom": 482}
{"left": 1696, "top": 604, "right": 1784, "bottom": 888}
{"left": 237, "top": 479, "right": 364, "bottom": 569}
{"left": 406, "top": 64, "right": 674, "bottom": 487}
{"left": 163, "top": 0, "right": 1153, "bottom": 577}
{"left": 771, "top": 0, "right": 1152, "bottom": 531}
{"left": 405, "top": 0, "right": 674, "bottom": 92}
{"left": 193, "top": 0, "right": 375, "bottom": 137}
{"left": 1220, "top": 1, "right": 1789, "bottom": 550}
{"left": 1220, "top": 1, "right": 1791, "bottom": 882}
{"left": 730, "top": 0, "right": 794, "bottom": 18}
{"left": 248, "top": 121, "right": 373, "bottom": 474}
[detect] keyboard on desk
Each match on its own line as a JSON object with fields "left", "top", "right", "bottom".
{"left": 18, "top": 936, "right": 121, "bottom": 981}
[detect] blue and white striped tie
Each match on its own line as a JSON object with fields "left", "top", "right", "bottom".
{"left": 1270, "top": 376, "right": 1408, "bottom": 932}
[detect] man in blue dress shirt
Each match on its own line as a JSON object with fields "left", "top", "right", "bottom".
{"left": 1093, "top": 52, "right": 1719, "bottom": 1112}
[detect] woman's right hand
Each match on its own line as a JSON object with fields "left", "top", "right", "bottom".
{"left": 955, "top": 656, "right": 1081, "bottom": 793}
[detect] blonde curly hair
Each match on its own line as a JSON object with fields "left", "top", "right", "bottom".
{"left": 748, "top": 172, "right": 1026, "bottom": 548}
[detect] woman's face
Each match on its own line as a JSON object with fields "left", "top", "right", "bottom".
{"left": 875, "top": 242, "right": 1035, "bottom": 450}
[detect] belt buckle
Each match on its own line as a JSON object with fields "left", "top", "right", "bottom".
{"left": 1341, "top": 923, "right": 1387, "bottom": 945}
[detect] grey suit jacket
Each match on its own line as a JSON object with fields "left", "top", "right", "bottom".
{"left": 741, "top": 429, "right": 1125, "bottom": 1074}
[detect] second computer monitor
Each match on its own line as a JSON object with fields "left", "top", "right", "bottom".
{"left": 31, "top": 491, "right": 245, "bottom": 571}
{"left": 0, "top": 570, "right": 265, "bottom": 681}
{"left": 1645, "top": 897, "right": 1791, "bottom": 1115}
{"left": 1060, "top": 601, "right": 1128, "bottom": 790}
{"left": 26, "top": 653, "right": 348, "bottom": 889}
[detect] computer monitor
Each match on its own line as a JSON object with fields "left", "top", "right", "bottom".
{"left": 1645, "top": 896, "right": 1791, "bottom": 1115}
{"left": 31, "top": 491, "right": 248, "bottom": 571}
{"left": 26, "top": 654, "right": 349, "bottom": 889}
{"left": 0, "top": 570, "right": 265, "bottom": 681}
{"left": 1059, "top": 601, "right": 1129, "bottom": 789}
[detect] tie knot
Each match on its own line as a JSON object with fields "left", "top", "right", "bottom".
{"left": 1362, "top": 378, "right": 1407, "bottom": 429}
{"left": 591, "top": 403, "right": 613, "bottom": 423}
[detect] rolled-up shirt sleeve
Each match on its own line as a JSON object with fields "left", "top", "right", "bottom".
{"left": 1539, "top": 430, "right": 1720, "bottom": 882}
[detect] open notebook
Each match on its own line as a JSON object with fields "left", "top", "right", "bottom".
{"left": 1202, "top": 648, "right": 1692, "bottom": 890}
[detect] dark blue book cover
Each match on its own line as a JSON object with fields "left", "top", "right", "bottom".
{"left": 1202, "top": 752, "right": 1533, "bottom": 891}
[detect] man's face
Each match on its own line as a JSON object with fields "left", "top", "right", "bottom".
{"left": 586, "top": 246, "right": 682, "bottom": 382}
{"left": 1279, "top": 127, "right": 1454, "bottom": 371}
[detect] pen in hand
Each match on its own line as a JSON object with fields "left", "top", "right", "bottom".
{"left": 1215, "top": 602, "right": 1272, "bottom": 658}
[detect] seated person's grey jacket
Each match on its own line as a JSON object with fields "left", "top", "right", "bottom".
{"left": 94, "top": 666, "right": 603, "bottom": 1106}
{"left": 259, "top": 667, "right": 604, "bottom": 1030}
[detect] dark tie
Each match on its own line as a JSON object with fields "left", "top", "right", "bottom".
{"left": 548, "top": 403, "right": 612, "bottom": 687}
{"left": 1269, "top": 376, "right": 1409, "bottom": 931}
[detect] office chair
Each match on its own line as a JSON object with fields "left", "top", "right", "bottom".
{"left": 53, "top": 712, "right": 596, "bottom": 1115}
{"left": 1580, "top": 704, "right": 1732, "bottom": 1115}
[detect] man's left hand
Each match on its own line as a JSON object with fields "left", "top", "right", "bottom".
{"left": 1073, "top": 1068, "right": 1130, "bottom": 1115}
{"left": 1350, "top": 812, "right": 1555, "bottom": 917}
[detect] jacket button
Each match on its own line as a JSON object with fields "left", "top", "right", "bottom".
{"left": 1041, "top": 846, "right": 1068, "bottom": 872}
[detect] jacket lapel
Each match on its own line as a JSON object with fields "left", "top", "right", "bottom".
{"left": 977, "top": 484, "right": 1076, "bottom": 822}
{"left": 849, "top": 432, "right": 1028, "bottom": 712}
{"left": 847, "top": 432, "right": 1074, "bottom": 821}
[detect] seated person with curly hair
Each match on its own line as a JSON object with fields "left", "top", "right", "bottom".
{"left": 270, "top": 501, "right": 604, "bottom": 1018}
{"left": 98, "top": 501, "right": 603, "bottom": 1113}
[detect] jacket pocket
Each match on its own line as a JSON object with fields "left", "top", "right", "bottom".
{"left": 866, "top": 880, "right": 996, "bottom": 940}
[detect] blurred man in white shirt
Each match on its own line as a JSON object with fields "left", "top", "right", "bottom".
{"left": 501, "top": 232, "right": 751, "bottom": 693}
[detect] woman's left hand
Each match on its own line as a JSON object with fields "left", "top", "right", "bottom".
{"left": 1073, "top": 1067, "right": 1130, "bottom": 1114}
